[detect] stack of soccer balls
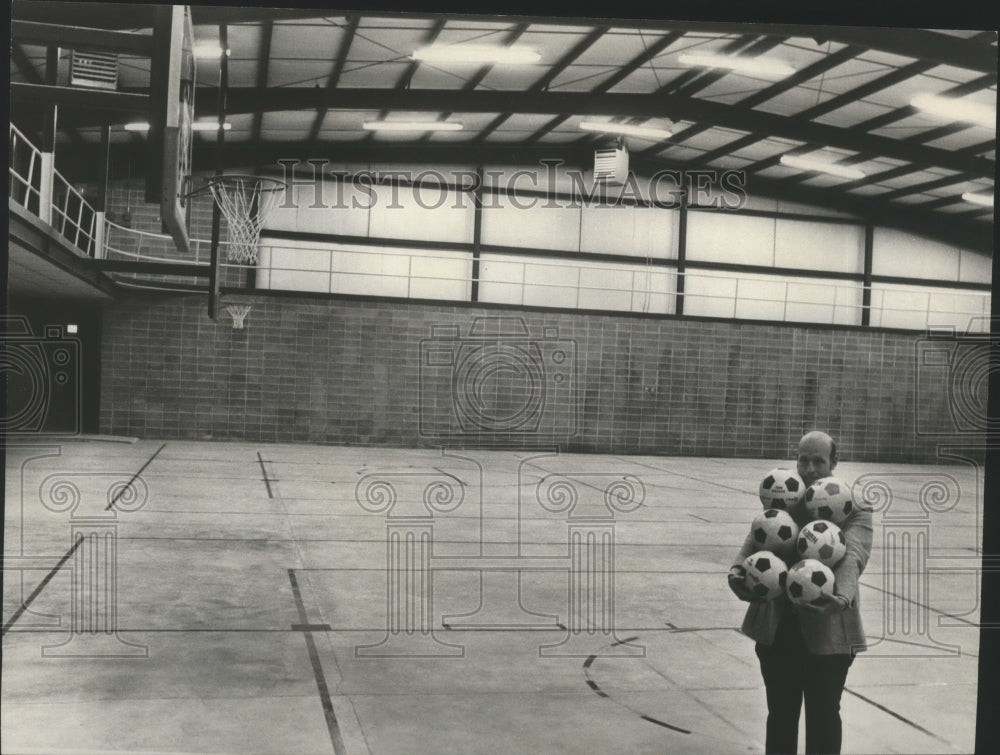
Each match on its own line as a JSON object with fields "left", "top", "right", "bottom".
{"left": 739, "top": 470, "right": 853, "bottom": 606}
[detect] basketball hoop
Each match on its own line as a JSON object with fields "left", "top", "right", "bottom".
{"left": 206, "top": 174, "right": 287, "bottom": 264}
{"left": 224, "top": 303, "right": 252, "bottom": 330}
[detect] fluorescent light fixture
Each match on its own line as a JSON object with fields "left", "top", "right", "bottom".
{"left": 362, "top": 121, "right": 463, "bottom": 132}
{"left": 123, "top": 121, "right": 231, "bottom": 132}
{"left": 411, "top": 44, "right": 541, "bottom": 65}
{"left": 961, "top": 191, "right": 994, "bottom": 208}
{"left": 193, "top": 120, "right": 232, "bottom": 131}
{"left": 579, "top": 120, "right": 673, "bottom": 140}
{"left": 911, "top": 93, "right": 996, "bottom": 129}
{"left": 678, "top": 53, "right": 795, "bottom": 77}
{"left": 780, "top": 154, "right": 867, "bottom": 180}
{"left": 193, "top": 43, "right": 230, "bottom": 59}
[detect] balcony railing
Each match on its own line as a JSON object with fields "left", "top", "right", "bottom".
{"left": 9, "top": 122, "right": 991, "bottom": 332}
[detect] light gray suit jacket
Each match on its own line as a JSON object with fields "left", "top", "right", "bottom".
{"left": 732, "top": 504, "right": 873, "bottom": 655}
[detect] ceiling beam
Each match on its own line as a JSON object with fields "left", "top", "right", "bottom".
{"left": 807, "top": 27, "right": 997, "bottom": 74}
{"left": 877, "top": 173, "right": 976, "bottom": 202}
{"left": 11, "top": 42, "right": 46, "bottom": 85}
{"left": 307, "top": 16, "right": 359, "bottom": 143}
{"left": 465, "top": 22, "right": 530, "bottom": 91}
{"left": 10, "top": 43, "right": 83, "bottom": 146}
{"left": 363, "top": 18, "right": 447, "bottom": 145}
{"left": 644, "top": 44, "right": 866, "bottom": 158}
{"left": 524, "top": 30, "right": 685, "bottom": 143}
{"left": 177, "top": 87, "right": 993, "bottom": 176}
{"left": 687, "top": 56, "right": 940, "bottom": 169}
{"left": 11, "top": 3, "right": 997, "bottom": 73}
{"left": 675, "top": 35, "right": 783, "bottom": 97}
{"left": 473, "top": 26, "right": 608, "bottom": 143}
{"left": 577, "top": 33, "right": 770, "bottom": 151}
{"left": 11, "top": 3, "right": 340, "bottom": 29}
{"left": 251, "top": 21, "right": 274, "bottom": 144}
{"left": 415, "top": 22, "right": 531, "bottom": 144}
{"left": 642, "top": 33, "right": 758, "bottom": 99}
{"left": 11, "top": 20, "right": 155, "bottom": 56}
{"left": 772, "top": 69, "right": 998, "bottom": 192}
{"left": 12, "top": 82, "right": 149, "bottom": 113}
{"left": 394, "top": 18, "right": 446, "bottom": 91}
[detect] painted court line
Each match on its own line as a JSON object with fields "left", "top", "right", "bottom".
{"left": 288, "top": 569, "right": 347, "bottom": 755}
{"left": 844, "top": 687, "right": 958, "bottom": 749}
{"left": 3, "top": 442, "right": 167, "bottom": 636}
{"left": 583, "top": 641, "right": 693, "bottom": 736}
{"left": 1, "top": 537, "right": 84, "bottom": 636}
{"left": 859, "top": 579, "right": 980, "bottom": 627}
{"left": 257, "top": 451, "right": 274, "bottom": 498}
{"left": 617, "top": 456, "right": 757, "bottom": 496}
{"left": 106, "top": 442, "right": 167, "bottom": 511}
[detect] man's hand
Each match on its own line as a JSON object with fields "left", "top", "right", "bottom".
{"left": 728, "top": 565, "right": 763, "bottom": 603}
{"left": 797, "top": 592, "right": 850, "bottom": 615}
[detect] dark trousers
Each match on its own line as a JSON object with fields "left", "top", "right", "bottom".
{"left": 755, "top": 612, "right": 853, "bottom": 754}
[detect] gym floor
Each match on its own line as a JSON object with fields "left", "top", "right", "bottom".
{"left": 2, "top": 439, "right": 980, "bottom": 754}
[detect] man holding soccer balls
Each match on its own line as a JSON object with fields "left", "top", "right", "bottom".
{"left": 728, "top": 431, "right": 873, "bottom": 754}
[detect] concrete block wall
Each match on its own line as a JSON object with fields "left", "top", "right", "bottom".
{"left": 98, "top": 293, "right": 975, "bottom": 462}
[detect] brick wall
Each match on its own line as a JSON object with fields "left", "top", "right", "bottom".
{"left": 98, "top": 293, "right": 975, "bottom": 462}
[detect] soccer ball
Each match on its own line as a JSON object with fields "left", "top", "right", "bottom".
{"left": 742, "top": 551, "right": 789, "bottom": 601}
{"left": 759, "top": 469, "right": 806, "bottom": 512}
{"left": 786, "top": 559, "right": 836, "bottom": 606}
{"left": 796, "top": 520, "right": 847, "bottom": 567}
{"left": 750, "top": 509, "right": 799, "bottom": 557}
{"left": 802, "top": 477, "right": 854, "bottom": 524}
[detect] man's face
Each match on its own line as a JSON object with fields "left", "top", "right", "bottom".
{"left": 797, "top": 435, "right": 835, "bottom": 486}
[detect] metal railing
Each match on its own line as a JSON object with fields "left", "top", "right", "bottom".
{"left": 8, "top": 122, "right": 992, "bottom": 331}
{"left": 253, "top": 245, "right": 991, "bottom": 329}
{"left": 10, "top": 123, "right": 99, "bottom": 256}
{"left": 9, "top": 123, "right": 43, "bottom": 217}
{"left": 51, "top": 167, "right": 98, "bottom": 256}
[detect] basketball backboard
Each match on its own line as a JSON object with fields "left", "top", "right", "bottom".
{"left": 145, "top": 5, "right": 194, "bottom": 255}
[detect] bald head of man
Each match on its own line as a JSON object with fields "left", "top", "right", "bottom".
{"left": 796, "top": 431, "right": 838, "bottom": 486}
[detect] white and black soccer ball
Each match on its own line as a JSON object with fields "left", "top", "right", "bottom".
{"left": 802, "top": 476, "right": 854, "bottom": 524}
{"left": 786, "top": 559, "right": 836, "bottom": 606}
{"left": 759, "top": 468, "right": 806, "bottom": 512}
{"left": 742, "top": 551, "right": 789, "bottom": 601}
{"left": 796, "top": 520, "right": 847, "bottom": 567}
{"left": 750, "top": 509, "right": 799, "bottom": 557}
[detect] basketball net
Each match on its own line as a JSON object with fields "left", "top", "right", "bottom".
{"left": 208, "top": 176, "right": 286, "bottom": 264}
{"left": 224, "top": 304, "right": 252, "bottom": 330}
